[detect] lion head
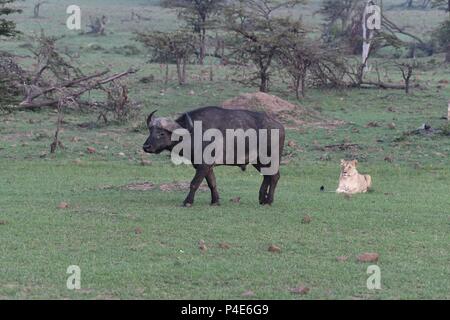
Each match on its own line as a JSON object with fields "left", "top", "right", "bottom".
{"left": 340, "top": 159, "right": 358, "bottom": 177}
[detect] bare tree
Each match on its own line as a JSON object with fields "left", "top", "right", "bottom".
{"left": 224, "top": 0, "right": 306, "bottom": 92}
{"left": 136, "top": 30, "right": 197, "bottom": 85}
{"left": 432, "top": 0, "right": 450, "bottom": 16}
{"left": 87, "top": 15, "right": 107, "bottom": 35}
{"left": 33, "top": 1, "right": 48, "bottom": 18}
{"left": 434, "top": 19, "right": 450, "bottom": 62}
{"left": 279, "top": 35, "right": 316, "bottom": 99}
{"left": 396, "top": 62, "right": 414, "bottom": 94}
{"left": 161, "top": 0, "right": 225, "bottom": 65}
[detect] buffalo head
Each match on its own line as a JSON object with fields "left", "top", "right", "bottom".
{"left": 143, "top": 110, "right": 186, "bottom": 154}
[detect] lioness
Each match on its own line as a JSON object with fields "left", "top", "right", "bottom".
{"left": 336, "top": 160, "right": 372, "bottom": 194}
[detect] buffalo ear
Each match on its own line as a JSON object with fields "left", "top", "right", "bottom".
{"left": 185, "top": 113, "right": 194, "bottom": 132}
{"left": 147, "top": 110, "right": 158, "bottom": 127}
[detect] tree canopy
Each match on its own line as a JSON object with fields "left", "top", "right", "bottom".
{"left": 0, "top": 0, "right": 21, "bottom": 38}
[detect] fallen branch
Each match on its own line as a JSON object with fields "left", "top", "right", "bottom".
{"left": 359, "top": 81, "right": 408, "bottom": 90}
{"left": 18, "top": 68, "right": 138, "bottom": 110}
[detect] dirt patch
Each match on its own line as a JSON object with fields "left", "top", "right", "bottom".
{"left": 0, "top": 132, "right": 34, "bottom": 142}
{"left": 121, "top": 182, "right": 157, "bottom": 191}
{"left": 159, "top": 181, "right": 208, "bottom": 192}
{"left": 107, "top": 181, "right": 208, "bottom": 192}
{"left": 222, "top": 92, "right": 344, "bottom": 129}
{"left": 316, "top": 143, "right": 361, "bottom": 152}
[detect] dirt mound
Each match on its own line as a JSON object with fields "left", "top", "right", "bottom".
{"left": 222, "top": 92, "right": 344, "bottom": 129}
{"left": 222, "top": 92, "right": 296, "bottom": 113}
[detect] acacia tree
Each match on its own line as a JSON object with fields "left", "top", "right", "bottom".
{"left": 319, "top": 0, "right": 360, "bottom": 35}
{"left": 224, "top": 0, "right": 305, "bottom": 93}
{"left": 278, "top": 32, "right": 314, "bottom": 99}
{"left": 161, "top": 0, "right": 225, "bottom": 65}
{"left": 432, "top": 0, "right": 450, "bottom": 15}
{"left": 1, "top": 0, "right": 22, "bottom": 107}
{"left": 434, "top": 19, "right": 450, "bottom": 62}
{"left": 279, "top": 32, "right": 350, "bottom": 98}
{"left": 136, "top": 30, "right": 197, "bottom": 85}
{"left": 0, "top": 0, "right": 21, "bottom": 37}
{"left": 33, "top": 1, "right": 48, "bottom": 18}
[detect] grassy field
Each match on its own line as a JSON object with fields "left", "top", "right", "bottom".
{"left": 1, "top": 0, "right": 450, "bottom": 299}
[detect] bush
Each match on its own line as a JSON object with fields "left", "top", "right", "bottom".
{"left": 433, "top": 19, "right": 450, "bottom": 62}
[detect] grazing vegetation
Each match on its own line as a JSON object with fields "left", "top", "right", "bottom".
{"left": 0, "top": 0, "right": 449, "bottom": 299}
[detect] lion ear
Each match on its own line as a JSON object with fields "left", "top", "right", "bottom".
{"left": 353, "top": 160, "right": 358, "bottom": 166}
{"left": 340, "top": 159, "right": 345, "bottom": 165}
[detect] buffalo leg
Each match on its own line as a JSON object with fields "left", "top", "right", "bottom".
{"left": 253, "top": 164, "right": 270, "bottom": 205}
{"left": 265, "top": 171, "right": 280, "bottom": 205}
{"left": 205, "top": 168, "right": 220, "bottom": 205}
{"left": 259, "top": 176, "right": 271, "bottom": 205}
{"left": 183, "top": 165, "right": 209, "bottom": 206}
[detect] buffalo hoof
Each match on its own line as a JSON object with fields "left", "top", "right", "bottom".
{"left": 211, "top": 202, "right": 220, "bottom": 207}
{"left": 260, "top": 198, "right": 273, "bottom": 206}
{"left": 182, "top": 202, "right": 193, "bottom": 208}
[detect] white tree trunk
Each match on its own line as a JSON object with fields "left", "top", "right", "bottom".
{"left": 447, "top": 100, "right": 450, "bottom": 122}
{"left": 362, "top": 1, "right": 378, "bottom": 74}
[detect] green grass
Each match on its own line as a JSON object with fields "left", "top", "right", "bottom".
{"left": 1, "top": 160, "right": 449, "bottom": 299}
{"left": 1, "top": 85, "right": 450, "bottom": 299}
{"left": 1, "top": 0, "right": 450, "bottom": 300}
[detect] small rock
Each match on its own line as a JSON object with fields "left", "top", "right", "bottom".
{"left": 302, "top": 215, "right": 312, "bottom": 224}
{"left": 388, "top": 123, "right": 396, "bottom": 130}
{"left": 366, "top": 121, "right": 380, "bottom": 128}
{"left": 289, "top": 286, "right": 310, "bottom": 295}
{"left": 198, "top": 240, "right": 207, "bottom": 253}
{"left": 357, "top": 252, "right": 379, "bottom": 263}
{"left": 336, "top": 256, "right": 349, "bottom": 262}
{"left": 242, "top": 290, "right": 255, "bottom": 297}
{"left": 86, "top": 147, "right": 96, "bottom": 154}
{"left": 287, "top": 140, "right": 297, "bottom": 148}
{"left": 58, "top": 202, "right": 69, "bottom": 209}
{"left": 0, "top": 220, "right": 7, "bottom": 225}
{"left": 230, "top": 197, "right": 241, "bottom": 204}
{"left": 134, "top": 227, "right": 143, "bottom": 234}
{"left": 268, "top": 245, "right": 281, "bottom": 253}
